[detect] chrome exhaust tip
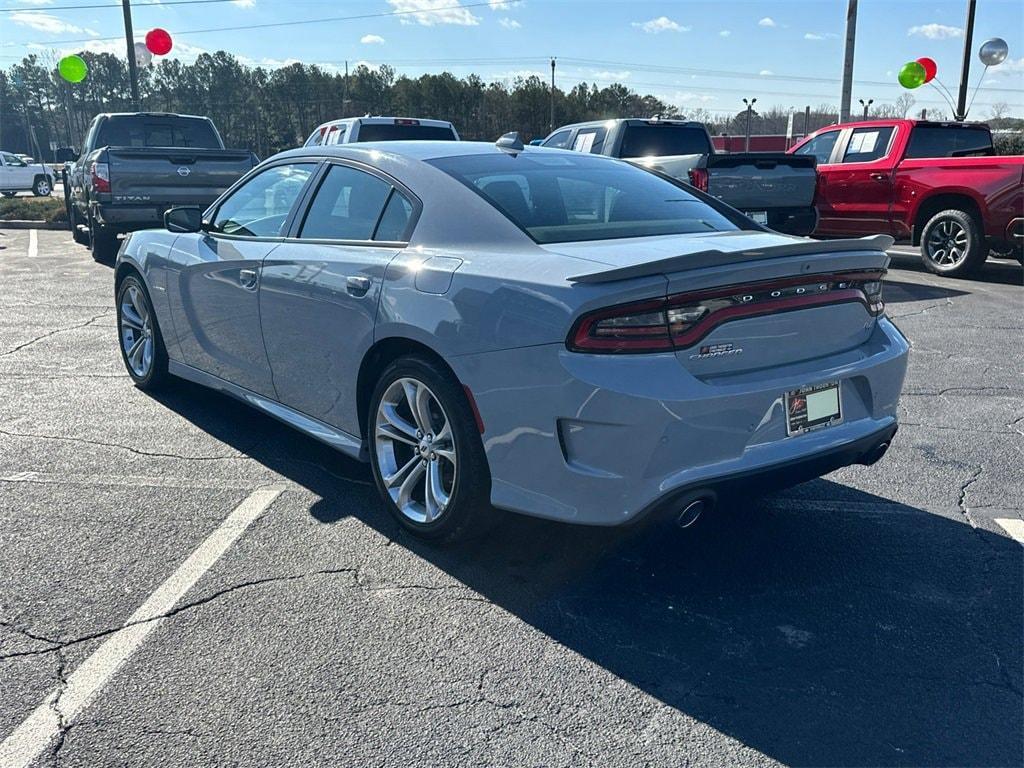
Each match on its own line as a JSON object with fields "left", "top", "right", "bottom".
{"left": 676, "top": 496, "right": 714, "bottom": 529}
{"left": 860, "top": 441, "right": 890, "bottom": 466}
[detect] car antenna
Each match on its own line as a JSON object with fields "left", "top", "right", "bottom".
{"left": 496, "top": 131, "right": 525, "bottom": 155}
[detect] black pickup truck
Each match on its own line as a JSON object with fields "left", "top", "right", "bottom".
{"left": 541, "top": 118, "right": 819, "bottom": 236}
{"left": 64, "top": 112, "right": 257, "bottom": 260}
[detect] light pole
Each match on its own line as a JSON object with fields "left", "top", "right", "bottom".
{"left": 839, "top": 0, "right": 858, "bottom": 123}
{"left": 742, "top": 97, "right": 756, "bottom": 152}
{"left": 122, "top": 0, "right": 141, "bottom": 110}
{"left": 859, "top": 98, "right": 873, "bottom": 118}
{"left": 549, "top": 57, "right": 556, "bottom": 132}
{"left": 955, "top": 0, "right": 977, "bottom": 121}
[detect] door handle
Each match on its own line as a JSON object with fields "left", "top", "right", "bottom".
{"left": 870, "top": 173, "right": 888, "bottom": 182}
{"left": 346, "top": 276, "right": 371, "bottom": 296}
{"left": 238, "top": 268, "right": 259, "bottom": 290}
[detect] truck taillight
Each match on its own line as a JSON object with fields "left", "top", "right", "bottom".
{"left": 90, "top": 161, "right": 110, "bottom": 193}
{"left": 687, "top": 167, "right": 708, "bottom": 191}
{"left": 568, "top": 271, "right": 886, "bottom": 354}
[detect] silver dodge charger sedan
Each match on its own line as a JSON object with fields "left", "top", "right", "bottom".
{"left": 114, "top": 138, "right": 909, "bottom": 541}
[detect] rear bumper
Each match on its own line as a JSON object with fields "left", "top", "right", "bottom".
{"left": 762, "top": 205, "right": 818, "bottom": 237}
{"left": 452, "top": 317, "right": 909, "bottom": 526}
{"left": 91, "top": 202, "right": 166, "bottom": 231}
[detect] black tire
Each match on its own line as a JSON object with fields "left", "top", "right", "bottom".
{"left": 920, "top": 208, "right": 986, "bottom": 278}
{"left": 115, "top": 274, "right": 170, "bottom": 390}
{"left": 70, "top": 208, "right": 89, "bottom": 245}
{"left": 367, "top": 355, "right": 495, "bottom": 543}
{"left": 32, "top": 176, "right": 52, "bottom": 197}
{"left": 1, "top": 191, "right": 15, "bottom": 198}
{"left": 89, "top": 216, "right": 119, "bottom": 262}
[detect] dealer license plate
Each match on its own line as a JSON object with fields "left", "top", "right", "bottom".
{"left": 749, "top": 210, "right": 768, "bottom": 225}
{"left": 785, "top": 382, "right": 842, "bottom": 436}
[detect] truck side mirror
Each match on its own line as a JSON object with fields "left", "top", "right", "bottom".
{"left": 55, "top": 147, "right": 76, "bottom": 163}
{"left": 164, "top": 206, "right": 203, "bottom": 233}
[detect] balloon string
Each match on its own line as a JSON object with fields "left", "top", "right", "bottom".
{"left": 927, "top": 78, "right": 957, "bottom": 114}
{"left": 965, "top": 65, "right": 989, "bottom": 119}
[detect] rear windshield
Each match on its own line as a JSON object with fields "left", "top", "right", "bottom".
{"left": 619, "top": 124, "right": 712, "bottom": 158}
{"left": 428, "top": 151, "right": 740, "bottom": 244}
{"left": 905, "top": 126, "right": 993, "bottom": 158}
{"left": 96, "top": 116, "right": 222, "bottom": 149}
{"left": 357, "top": 123, "right": 457, "bottom": 142}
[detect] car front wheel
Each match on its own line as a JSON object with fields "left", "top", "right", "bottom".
{"left": 32, "top": 176, "right": 52, "bottom": 197}
{"left": 368, "top": 356, "right": 493, "bottom": 542}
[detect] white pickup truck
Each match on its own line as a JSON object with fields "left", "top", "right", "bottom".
{"left": 0, "top": 151, "right": 54, "bottom": 197}
{"left": 302, "top": 116, "right": 459, "bottom": 147}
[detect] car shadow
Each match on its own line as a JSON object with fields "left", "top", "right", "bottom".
{"left": 882, "top": 278, "right": 968, "bottom": 304}
{"left": 152, "top": 380, "right": 1023, "bottom": 767}
{"left": 887, "top": 250, "right": 1022, "bottom": 287}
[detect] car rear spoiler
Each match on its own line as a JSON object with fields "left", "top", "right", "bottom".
{"left": 566, "top": 234, "right": 895, "bottom": 284}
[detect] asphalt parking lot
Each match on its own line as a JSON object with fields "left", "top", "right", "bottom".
{"left": 0, "top": 227, "right": 1021, "bottom": 767}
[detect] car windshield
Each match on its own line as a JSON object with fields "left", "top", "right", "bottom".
{"left": 428, "top": 151, "right": 741, "bottom": 244}
{"left": 357, "top": 124, "right": 457, "bottom": 141}
{"left": 96, "top": 116, "right": 222, "bottom": 149}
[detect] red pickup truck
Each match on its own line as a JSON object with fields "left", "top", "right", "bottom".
{"left": 790, "top": 120, "right": 1023, "bottom": 277}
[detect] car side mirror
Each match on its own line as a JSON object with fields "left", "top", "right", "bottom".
{"left": 164, "top": 206, "right": 203, "bottom": 233}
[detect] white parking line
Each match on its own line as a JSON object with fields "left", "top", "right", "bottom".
{"left": 28, "top": 228, "right": 37, "bottom": 259}
{"left": 995, "top": 518, "right": 1024, "bottom": 546}
{"left": 0, "top": 484, "right": 284, "bottom": 768}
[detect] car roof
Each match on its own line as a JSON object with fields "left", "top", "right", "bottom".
{"left": 311, "top": 116, "right": 456, "bottom": 130}
{"left": 276, "top": 140, "right": 590, "bottom": 163}
{"left": 550, "top": 117, "right": 704, "bottom": 133}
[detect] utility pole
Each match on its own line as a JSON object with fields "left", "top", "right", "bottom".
{"left": 839, "top": 0, "right": 858, "bottom": 123}
{"left": 803, "top": 105, "right": 811, "bottom": 138}
{"left": 343, "top": 60, "right": 349, "bottom": 117}
{"left": 122, "top": 0, "right": 141, "bottom": 110}
{"left": 859, "top": 98, "right": 873, "bottom": 118}
{"left": 549, "top": 57, "right": 556, "bottom": 131}
{"left": 955, "top": 0, "right": 977, "bottom": 121}
{"left": 742, "top": 97, "right": 756, "bottom": 151}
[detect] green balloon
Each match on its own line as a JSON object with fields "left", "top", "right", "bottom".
{"left": 58, "top": 55, "right": 87, "bottom": 84}
{"left": 898, "top": 60, "right": 926, "bottom": 89}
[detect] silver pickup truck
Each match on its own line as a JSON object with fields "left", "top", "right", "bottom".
{"left": 65, "top": 112, "right": 257, "bottom": 261}
{"left": 541, "top": 118, "right": 819, "bottom": 236}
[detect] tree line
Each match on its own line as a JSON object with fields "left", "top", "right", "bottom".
{"left": 2, "top": 50, "right": 1020, "bottom": 161}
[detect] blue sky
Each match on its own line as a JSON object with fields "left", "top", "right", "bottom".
{"left": 3, "top": 0, "right": 1023, "bottom": 118}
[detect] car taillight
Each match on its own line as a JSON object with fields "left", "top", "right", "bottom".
{"left": 90, "top": 161, "right": 110, "bottom": 193}
{"left": 568, "top": 271, "right": 886, "bottom": 354}
{"left": 687, "top": 167, "right": 708, "bottom": 191}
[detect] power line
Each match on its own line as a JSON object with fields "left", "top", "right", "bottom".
{"left": 1, "top": 1, "right": 498, "bottom": 46}
{"left": 0, "top": 0, "right": 243, "bottom": 12}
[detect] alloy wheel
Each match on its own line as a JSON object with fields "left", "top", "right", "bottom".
{"left": 925, "top": 219, "right": 969, "bottom": 268}
{"left": 374, "top": 377, "right": 457, "bottom": 524}
{"left": 35, "top": 179, "right": 51, "bottom": 196}
{"left": 119, "top": 284, "right": 154, "bottom": 378}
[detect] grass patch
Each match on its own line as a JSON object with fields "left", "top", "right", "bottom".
{"left": 0, "top": 195, "right": 67, "bottom": 223}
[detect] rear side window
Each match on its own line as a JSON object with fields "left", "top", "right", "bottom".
{"left": 374, "top": 192, "right": 414, "bottom": 241}
{"left": 796, "top": 131, "right": 840, "bottom": 164}
{"left": 619, "top": 125, "right": 711, "bottom": 158}
{"left": 96, "top": 117, "right": 221, "bottom": 149}
{"left": 572, "top": 127, "right": 607, "bottom": 154}
{"left": 429, "top": 151, "right": 740, "bottom": 244}
{"left": 905, "top": 126, "right": 994, "bottom": 158}
{"left": 542, "top": 129, "right": 572, "bottom": 149}
{"left": 842, "top": 127, "right": 894, "bottom": 163}
{"left": 356, "top": 123, "right": 456, "bottom": 142}
{"left": 300, "top": 164, "right": 393, "bottom": 241}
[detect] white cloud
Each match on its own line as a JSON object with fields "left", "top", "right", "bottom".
{"left": 804, "top": 32, "right": 838, "bottom": 40}
{"left": 759, "top": 69, "right": 773, "bottom": 75}
{"left": 719, "top": 30, "right": 731, "bottom": 37}
{"left": 673, "top": 91, "right": 715, "bottom": 104}
{"left": 592, "top": 69, "right": 631, "bottom": 81}
{"left": 9, "top": 11, "right": 98, "bottom": 34}
{"left": 488, "top": 0, "right": 518, "bottom": 8}
{"left": 907, "top": 23, "right": 962, "bottom": 39}
{"left": 997, "top": 56, "right": 1024, "bottom": 73}
{"left": 231, "top": 0, "right": 256, "bottom": 7}
{"left": 387, "top": 0, "right": 481, "bottom": 26}
{"left": 360, "top": 34, "right": 386, "bottom": 44}
{"left": 498, "top": 17, "right": 520, "bottom": 29}
{"left": 14, "top": 1, "right": 54, "bottom": 5}
{"left": 758, "top": 17, "right": 777, "bottom": 28}
{"left": 633, "top": 16, "right": 690, "bottom": 34}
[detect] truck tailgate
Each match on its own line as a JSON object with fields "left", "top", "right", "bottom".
{"left": 704, "top": 153, "right": 817, "bottom": 210}
{"left": 106, "top": 147, "right": 254, "bottom": 207}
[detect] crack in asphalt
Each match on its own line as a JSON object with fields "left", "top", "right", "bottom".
{"left": 888, "top": 298, "right": 952, "bottom": 320}
{"left": 957, "top": 465, "right": 984, "bottom": 527}
{"left": 0, "top": 427, "right": 248, "bottom": 463}
{"left": 0, "top": 312, "right": 112, "bottom": 358}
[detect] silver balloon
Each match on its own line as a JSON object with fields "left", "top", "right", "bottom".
{"left": 134, "top": 42, "right": 153, "bottom": 67}
{"left": 978, "top": 37, "right": 1008, "bottom": 67}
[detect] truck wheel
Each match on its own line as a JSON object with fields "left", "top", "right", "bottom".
{"left": 32, "top": 176, "right": 52, "bottom": 197}
{"left": 70, "top": 209, "right": 89, "bottom": 246}
{"left": 89, "top": 217, "right": 119, "bottom": 263}
{"left": 920, "top": 209, "right": 986, "bottom": 278}
{"left": 1, "top": 191, "right": 15, "bottom": 198}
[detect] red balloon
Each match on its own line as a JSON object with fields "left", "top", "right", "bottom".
{"left": 145, "top": 28, "right": 172, "bottom": 56}
{"left": 916, "top": 57, "right": 937, "bottom": 83}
